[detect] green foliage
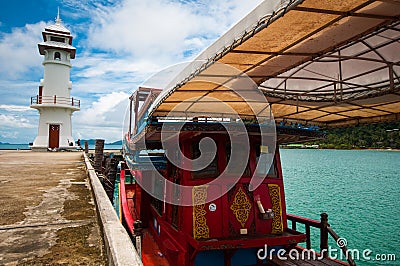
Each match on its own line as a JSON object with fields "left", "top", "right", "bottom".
{"left": 315, "top": 121, "right": 400, "bottom": 149}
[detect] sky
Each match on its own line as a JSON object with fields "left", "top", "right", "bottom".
{"left": 0, "top": 0, "right": 264, "bottom": 143}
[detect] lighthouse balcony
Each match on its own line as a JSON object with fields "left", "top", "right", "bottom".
{"left": 30, "top": 95, "right": 80, "bottom": 111}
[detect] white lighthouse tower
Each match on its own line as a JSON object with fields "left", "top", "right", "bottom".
{"left": 30, "top": 11, "right": 80, "bottom": 151}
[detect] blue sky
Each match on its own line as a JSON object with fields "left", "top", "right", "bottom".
{"left": 0, "top": 0, "right": 262, "bottom": 143}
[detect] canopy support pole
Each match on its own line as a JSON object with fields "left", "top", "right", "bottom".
{"left": 338, "top": 50, "right": 343, "bottom": 101}
{"left": 389, "top": 64, "right": 394, "bottom": 91}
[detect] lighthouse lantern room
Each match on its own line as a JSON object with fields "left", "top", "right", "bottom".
{"left": 30, "top": 10, "right": 80, "bottom": 151}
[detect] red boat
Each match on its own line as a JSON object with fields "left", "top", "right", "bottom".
{"left": 118, "top": 89, "right": 348, "bottom": 266}
{"left": 115, "top": 0, "right": 399, "bottom": 265}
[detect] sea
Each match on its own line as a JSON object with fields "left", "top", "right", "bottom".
{"left": 0, "top": 144, "right": 122, "bottom": 150}
{"left": 281, "top": 149, "right": 399, "bottom": 266}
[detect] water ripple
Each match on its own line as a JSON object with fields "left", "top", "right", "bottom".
{"left": 281, "top": 149, "right": 400, "bottom": 266}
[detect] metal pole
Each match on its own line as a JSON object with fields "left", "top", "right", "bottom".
{"left": 338, "top": 50, "right": 343, "bottom": 101}
{"left": 129, "top": 97, "right": 133, "bottom": 135}
{"left": 133, "top": 220, "right": 143, "bottom": 260}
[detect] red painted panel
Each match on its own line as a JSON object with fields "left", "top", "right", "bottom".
{"left": 274, "top": 148, "right": 289, "bottom": 229}
{"left": 148, "top": 208, "right": 187, "bottom": 266}
{"left": 226, "top": 184, "right": 255, "bottom": 236}
{"left": 203, "top": 184, "right": 223, "bottom": 238}
{"left": 253, "top": 183, "right": 273, "bottom": 234}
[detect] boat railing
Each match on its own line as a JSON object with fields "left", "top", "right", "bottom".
{"left": 287, "top": 213, "right": 356, "bottom": 266}
{"left": 142, "top": 116, "right": 324, "bottom": 130}
{"left": 152, "top": 115, "right": 274, "bottom": 124}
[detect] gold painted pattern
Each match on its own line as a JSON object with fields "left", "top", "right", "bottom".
{"left": 192, "top": 186, "right": 209, "bottom": 239}
{"left": 230, "top": 186, "right": 252, "bottom": 228}
{"left": 268, "top": 184, "right": 283, "bottom": 234}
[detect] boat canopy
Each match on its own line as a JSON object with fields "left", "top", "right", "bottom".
{"left": 148, "top": 0, "right": 400, "bottom": 127}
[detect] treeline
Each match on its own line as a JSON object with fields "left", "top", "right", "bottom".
{"left": 313, "top": 121, "right": 400, "bottom": 149}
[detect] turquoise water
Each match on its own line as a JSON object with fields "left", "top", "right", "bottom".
{"left": 281, "top": 149, "right": 399, "bottom": 266}
{"left": 0, "top": 144, "right": 30, "bottom": 150}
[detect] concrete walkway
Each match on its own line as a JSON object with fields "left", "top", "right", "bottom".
{"left": 0, "top": 151, "right": 105, "bottom": 265}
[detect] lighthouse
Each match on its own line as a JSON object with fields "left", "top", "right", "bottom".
{"left": 30, "top": 11, "right": 80, "bottom": 151}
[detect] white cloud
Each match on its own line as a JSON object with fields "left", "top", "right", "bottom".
{"left": 73, "top": 91, "right": 130, "bottom": 142}
{"left": 0, "top": 104, "right": 31, "bottom": 112}
{"left": 0, "top": 114, "right": 35, "bottom": 128}
{"left": 71, "top": 0, "right": 264, "bottom": 98}
{"left": 80, "top": 57, "right": 159, "bottom": 79}
{"left": 74, "top": 91, "right": 130, "bottom": 141}
{"left": 0, "top": 22, "right": 47, "bottom": 79}
{"left": 86, "top": 0, "right": 263, "bottom": 65}
{"left": 0, "top": 0, "right": 264, "bottom": 143}
{"left": 88, "top": 1, "right": 201, "bottom": 60}
{"left": 73, "top": 124, "right": 125, "bottom": 143}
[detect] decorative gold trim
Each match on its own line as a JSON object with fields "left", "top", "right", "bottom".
{"left": 192, "top": 186, "right": 209, "bottom": 239}
{"left": 230, "top": 186, "right": 252, "bottom": 228}
{"left": 268, "top": 184, "right": 283, "bottom": 234}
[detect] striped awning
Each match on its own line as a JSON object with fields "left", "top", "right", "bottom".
{"left": 149, "top": 0, "right": 400, "bottom": 127}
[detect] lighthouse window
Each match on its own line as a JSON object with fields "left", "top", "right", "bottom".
{"left": 54, "top": 52, "right": 61, "bottom": 60}
{"left": 50, "top": 36, "right": 65, "bottom": 43}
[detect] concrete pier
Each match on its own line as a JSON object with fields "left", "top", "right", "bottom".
{"left": 0, "top": 151, "right": 105, "bottom": 265}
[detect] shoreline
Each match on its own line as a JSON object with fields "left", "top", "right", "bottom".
{"left": 1, "top": 146, "right": 398, "bottom": 152}
{"left": 280, "top": 147, "right": 400, "bottom": 151}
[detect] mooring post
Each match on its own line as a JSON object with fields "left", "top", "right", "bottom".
{"left": 133, "top": 220, "right": 143, "bottom": 260}
{"left": 320, "top": 213, "right": 329, "bottom": 258}
{"left": 84, "top": 141, "right": 89, "bottom": 153}
{"left": 121, "top": 161, "right": 126, "bottom": 169}
{"left": 94, "top": 139, "right": 104, "bottom": 173}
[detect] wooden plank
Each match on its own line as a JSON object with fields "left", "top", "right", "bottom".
{"left": 267, "top": 250, "right": 348, "bottom": 266}
{"left": 269, "top": 256, "right": 325, "bottom": 266}
{"left": 294, "top": 247, "right": 348, "bottom": 266}
{"left": 303, "top": 258, "right": 336, "bottom": 266}
{"left": 319, "top": 258, "right": 348, "bottom": 266}
{"left": 269, "top": 256, "right": 299, "bottom": 266}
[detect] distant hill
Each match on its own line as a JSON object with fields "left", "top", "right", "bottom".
{"left": 80, "top": 139, "right": 122, "bottom": 145}
{"left": 108, "top": 140, "right": 122, "bottom": 145}
{"left": 309, "top": 121, "right": 400, "bottom": 149}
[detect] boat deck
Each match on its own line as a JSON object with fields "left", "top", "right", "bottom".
{"left": 266, "top": 258, "right": 347, "bottom": 266}
{"left": 142, "top": 229, "right": 170, "bottom": 265}
{"left": 0, "top": 150, "right": 105, "bottom": 265}
{"left": 265, "top": 247, "right": 348, "bottom": 266}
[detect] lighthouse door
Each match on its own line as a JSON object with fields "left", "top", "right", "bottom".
{"left": 49, "top": 124, "right": 60, "bottom": 148}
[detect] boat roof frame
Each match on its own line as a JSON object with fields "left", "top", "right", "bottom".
{"left": 146, "top": 0, "right": 400, "bottom": 128}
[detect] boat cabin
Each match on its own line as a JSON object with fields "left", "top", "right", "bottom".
{"left": 121, "top": 87, "right": 323, "bottom": 266}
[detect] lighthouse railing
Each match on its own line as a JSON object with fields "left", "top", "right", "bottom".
{"left": 31, "top": 95, "right": 80, "bottom": 108}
